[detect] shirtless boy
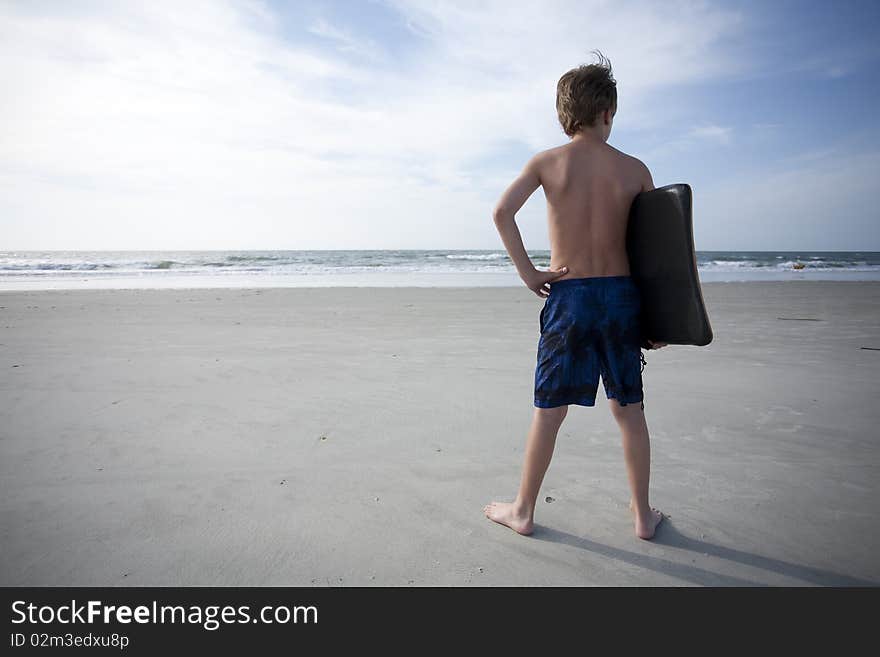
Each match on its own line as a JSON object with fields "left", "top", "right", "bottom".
{"left": 484, "top": 52, "right": 668, "bottom": 541}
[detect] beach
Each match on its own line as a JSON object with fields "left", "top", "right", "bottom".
{"left": 1, "top": 281, "right": 879, "bottom": 586}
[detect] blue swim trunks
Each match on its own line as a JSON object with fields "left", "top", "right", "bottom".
{"left": 534, "top": 275, "right": 647, "bottom": 409}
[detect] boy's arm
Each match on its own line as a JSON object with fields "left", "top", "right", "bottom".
{"left": 492, "top": 154, "right": 566, "bottom": 296}
{"left": 637, "top": 158, "right": 655, "bottom": 192}
{"left": 633, "top": 157, "right": 667, "bottom": 349}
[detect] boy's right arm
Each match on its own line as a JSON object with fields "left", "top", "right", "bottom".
{"left": 632, "top": 156, "right": 667, "bottom": 349}
{"left": 637, "top": 158, "right": 655, "bottom": 193}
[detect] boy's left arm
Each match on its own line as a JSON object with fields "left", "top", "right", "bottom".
{"left": 492, "top": 154, "right": 567, "bottom": 298}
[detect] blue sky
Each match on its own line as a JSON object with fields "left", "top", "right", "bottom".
{"left": 1, "top": 0, "right": 878, "bottom": 250}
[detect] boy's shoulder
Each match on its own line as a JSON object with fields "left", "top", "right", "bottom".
{"left": 607, "top": 146, "right": 652, "bottom": 181}
{"left": 526, "top": 143, "right": 575, "bottom": 172}
{"left": 529, "top": 145, "right": 559, "bottom": 163}
{"left": 607, "top": 144, "right": 647, "bottom": 167}
{"left": 539, "top": 141, "right": 642, "bottom": 162}
{"left": 518, "top": 146, "right": 557, "bottom": 180}
{"left": 528, "top": 143, "right": 649, "bottom": 178}
{"left": 536, "top": 142, "right": 582, "bottom": 160}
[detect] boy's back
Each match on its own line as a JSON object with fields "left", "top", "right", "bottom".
{"left": 538, "top": 139, "right": 654, "bottom": 280}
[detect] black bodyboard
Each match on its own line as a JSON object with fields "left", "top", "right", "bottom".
{"left": 626, "top": 183, "right": 713, "bottom": 348}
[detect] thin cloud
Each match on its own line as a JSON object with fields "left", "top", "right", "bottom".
{"left": 307, "top": 17, "right": 385, "bottom": 61}
{"left": 823, "top": 65, "right": 848, "bottom": 78}
{"left": 690, "top": 124, "right": 732, "bottom": 144}
{"left": 0, "top": 1, "right": 756, "bottom": 249}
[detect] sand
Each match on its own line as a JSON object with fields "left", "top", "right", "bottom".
{"left": 1, "top": 281, "right": 879, "bottom": 586}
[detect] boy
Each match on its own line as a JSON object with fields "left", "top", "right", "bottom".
{"left": 483, "top": 52, "right": 668, "bottom": 541}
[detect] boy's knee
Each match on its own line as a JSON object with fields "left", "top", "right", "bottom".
{"left": 535, "top": 405, "right": 568, "bottom": 423}
{"left": 608, "top": 397, "right": 643, "bottom": 419}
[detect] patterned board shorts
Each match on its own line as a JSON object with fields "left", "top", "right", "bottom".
{"left": 534, "top": 275, "right": 646, "bottom": 409}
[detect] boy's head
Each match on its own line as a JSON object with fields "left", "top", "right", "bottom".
{"left": 556, "top": 50, "right": 617, "bottom": 142}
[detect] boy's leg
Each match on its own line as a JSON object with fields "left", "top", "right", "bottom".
{"left": 608, "top": 398, "right": 664, "bottom": 539}
{"left": 483, "top": 405, "right": 567, "bottom": 535}
{"left": 599, "top": 277, "right": 664, "bottom": 540}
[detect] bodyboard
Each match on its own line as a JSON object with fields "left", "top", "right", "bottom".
{"left": 626, "top": 183, "right": 713, "bottom": 348}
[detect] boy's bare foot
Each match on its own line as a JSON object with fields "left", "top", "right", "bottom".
{"left": 483, "top": 502, "right": 534, "bottom": 536}
{"left": 628, "top": 498, "right": 664, "bottom": 540}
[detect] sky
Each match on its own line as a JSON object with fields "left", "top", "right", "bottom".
{"left": 1, "top": 0, "right": 879, "bottom": 251}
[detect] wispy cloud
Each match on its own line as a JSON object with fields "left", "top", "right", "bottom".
{"left": 6, "top": 0, "right": 863, "bottom": 250}
{"left": 307, "top": 17, "right": 385, "bottom": 62}
{"left": 689, "top": 124, "right": 732, "bottom": 144}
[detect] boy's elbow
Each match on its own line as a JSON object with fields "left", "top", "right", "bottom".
{"left": 492, "top": 205, "right": 513, "bottom": 223}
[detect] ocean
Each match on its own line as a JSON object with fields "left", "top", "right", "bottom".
{"left": 1, "top": 250, "right": 878, "bottom": 290}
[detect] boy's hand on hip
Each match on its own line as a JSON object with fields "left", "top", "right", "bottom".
{"left": 525, "top": 265, "right": 568, "bottom": 298}
{"left": 646, "top": 340, "right": 668, "bottom": 349}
